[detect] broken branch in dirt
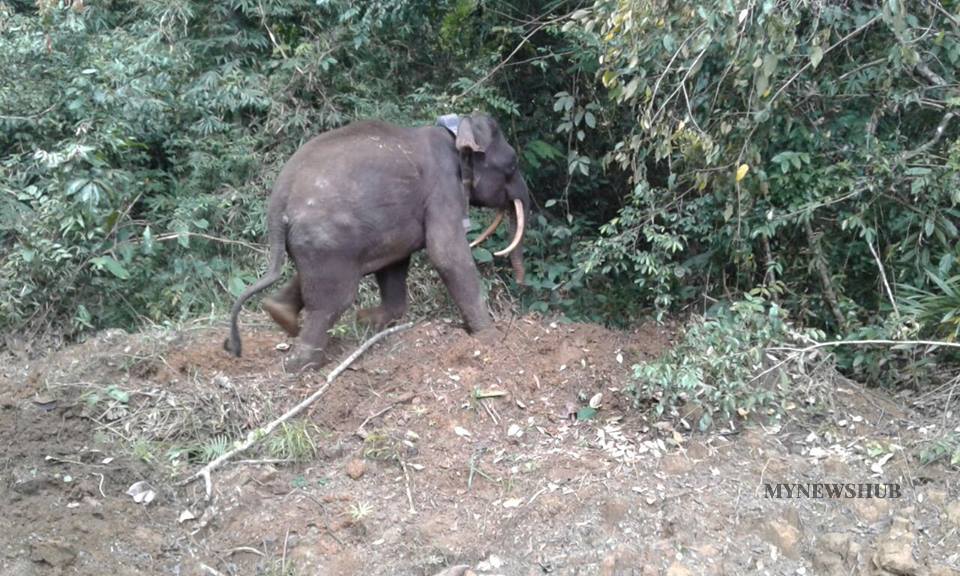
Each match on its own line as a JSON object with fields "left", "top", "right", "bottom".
{"left": 356, "top": 391, "right": 415, "bottom": 438}
{"left": 179, "top": 322, "right": 415, "bottom": 498}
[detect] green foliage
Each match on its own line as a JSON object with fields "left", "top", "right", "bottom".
{"left": 631, "top": 295, "right": 824, "bottom": 430}
{"left": 900, "top": 273, "right": 960, "bottom": 341}
{"left": 572, "top": 0, "right": 960, "bottom": 339}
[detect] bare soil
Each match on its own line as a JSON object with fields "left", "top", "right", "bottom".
{"left": 1, "top": 316, "right": 958, "bottom": 576}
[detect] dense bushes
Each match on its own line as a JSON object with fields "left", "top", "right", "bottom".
{"left": 575, "top": 1, "right": 960, "bottom": 342}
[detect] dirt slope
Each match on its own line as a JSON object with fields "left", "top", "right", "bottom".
{"left": 1, "top": 316, "right": 957, "bottom": 576}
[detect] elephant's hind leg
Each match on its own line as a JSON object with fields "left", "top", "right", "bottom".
{"left": 284, "top": 262, "right": 360, "bottom": 372}
{"left": 263, "top": 273, "right": 304, "bottom": 337}
{"left": 357, "top": 257, "right": 410, "bottom": 329}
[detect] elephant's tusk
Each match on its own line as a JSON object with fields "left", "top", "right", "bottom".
{"left": 494, "top": 199, "right": 525, "bottom": 257}
{"left": 468, "top": 209, "right": 505, "bottom": 248}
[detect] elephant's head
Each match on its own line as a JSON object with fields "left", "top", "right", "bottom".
{"left": 454, "top": 113, "right": 530, "bottom": 284}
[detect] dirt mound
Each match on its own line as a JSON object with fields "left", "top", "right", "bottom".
{"left": 1, "top": 316, "right": 958, "bottom": 576}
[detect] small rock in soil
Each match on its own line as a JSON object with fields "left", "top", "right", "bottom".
{"left": 762, "top": 518, "right": 802, "bottom": 559}
{"left": 945, "top": 500, "right": 960, "bottom": 528}
{"left": 345, "top": 458, "right": 366, "bottom": 480}
{"left": 29, "top": 541, "right": 77, "bottom": 568}
{"left": 872, "top": 516, "right": 921, "bottom": 576}
{"left": 665, "top": 561, "right": 694, "bottom": 576}
{"left": 431, "top": 566, "right": 475, "bottom": 576}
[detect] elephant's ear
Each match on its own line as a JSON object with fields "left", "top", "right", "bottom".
{"left": 455, "top": 117, "right": 485, "bottom": 153}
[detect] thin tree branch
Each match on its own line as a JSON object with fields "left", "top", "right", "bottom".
{"left": 865, "top": 237, "right": 900, "bottom": 321}
{"left": 456, "top": 11, "right": 570, "bottom": 99}
{"left": 804, "top": 219, "right": 848, "bottom": 331}
{"left": 898, "top": 111, "right": 956, "bottom": 161}
{"left": 769, "top": 339, "right": 960, "bottom": 353}
{"left": 768, "top": 15, "right": 881, "bottom": 107}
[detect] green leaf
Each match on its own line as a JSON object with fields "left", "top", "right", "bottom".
{"left": 142, "top": 226, "right": 154, "bottom": 254}
{"left": 576, "top": 406, "right": 597, "bottom": 421}
{"left": 472, "top": 247, "right": 493, "bottom": 263}
{"left": 228, "top": 276, "right": 247, "bottom": 297}
{"left": 809, "top": 46, "right": 824, "bottom": 69}
{"left": 105, "top": 385, "right": 129, "bottom": 404}
{"left": 698, "top": 411, "right": 713, "bottom": 431}
{"left": 92, "top": 256, "right": 130, "bottom": 279}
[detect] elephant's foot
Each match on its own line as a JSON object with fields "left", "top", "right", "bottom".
{"left": 356, "top": 306, "right": 404, "bottom": 330}
{"left": 282, "top": 346, "right": 327, "bottom": 373}
{"left": 263, "top": 297, "right": 301, "bottom": 337}
{"left": 470, "top": 324, "right": 501, "bottom": 346}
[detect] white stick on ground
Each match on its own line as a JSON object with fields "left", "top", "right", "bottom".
{"left": 180, "top": 322, "right": 415, "bottom": 498}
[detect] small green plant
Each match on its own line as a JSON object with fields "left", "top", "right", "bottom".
{"left": 267, "top": 422, "right": 317, "bottom": 462}
{"left": 199, "top": 435, "right": 231, "bottom": 463}
{"left": 130, "top": 438, "right": 158, "bottom": 464}
{"left": 348, "top": 500, "right": 374, "bottom": 522}
{"left": 919, "top": 435, "right": 960, "bottom": 469}
{"left": 630, "top": 295, "right": 823, "bottom": 430}
{"left": 362, "top": 431, "right": 398, "bottom": 461}
{"left": 291, "top": 475, "right": 308, "bottom": 489}
{"left": 260, "top": 560, "right": 299, "bottom": 576}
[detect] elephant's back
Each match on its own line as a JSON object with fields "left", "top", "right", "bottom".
{"left": 277, "top": 121, "right": 430, "bottom": 255}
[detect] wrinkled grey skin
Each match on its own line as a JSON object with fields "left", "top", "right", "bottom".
{"left": 225, "top": 113, "right": 531, "bottom": 371}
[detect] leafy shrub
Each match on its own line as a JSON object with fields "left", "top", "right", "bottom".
{"left": 630, "top": 295, "right": 824, "bottom": 430}
{"left": 570, "top": 1, "right": 960, "bottom": 338}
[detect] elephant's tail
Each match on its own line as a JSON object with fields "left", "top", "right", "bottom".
{"left": 225, "top": 210, "right": 288, "bottom": 357}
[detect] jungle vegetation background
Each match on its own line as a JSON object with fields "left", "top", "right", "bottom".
{"left": 1, "top": 0, "right": 959, "bottom": 433}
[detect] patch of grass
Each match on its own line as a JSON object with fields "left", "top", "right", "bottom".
{"left": 266, "top": 422, "right": 317, "bottom": 462}
{"left": 259, "top": 560, "right": 299, "bottom": 576}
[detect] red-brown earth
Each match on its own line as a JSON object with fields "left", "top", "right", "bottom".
{"left": 1, "top": 315, "right": 957, "bottom": 575}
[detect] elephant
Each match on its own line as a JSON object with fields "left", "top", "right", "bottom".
{"left": 225, "top": 113, "right": 531, "bottom": 371}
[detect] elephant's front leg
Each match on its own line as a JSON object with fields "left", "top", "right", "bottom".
{"left": 263, "top": 273, "right": 303, "bottom": 337}
{"left": 425, "top": 217, "right": 493, "bottom": 333}
{"left": 357, "top": 257, "right": 410, "bottom": 329}
{"left": 284, "top": 261, "right": 360, "bottom": 372}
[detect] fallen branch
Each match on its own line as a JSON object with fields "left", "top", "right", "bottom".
{"left": 399, "top": 459, "right": 417, "bottom": 515}
{"left": 769, "top": 339, "right": 960, "bottom": 354}
{"left": 180, "top": 322, "right": 415, "bottom": 498}
{"left": 751, "top": 337, "right": 960, "bottom": 387}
